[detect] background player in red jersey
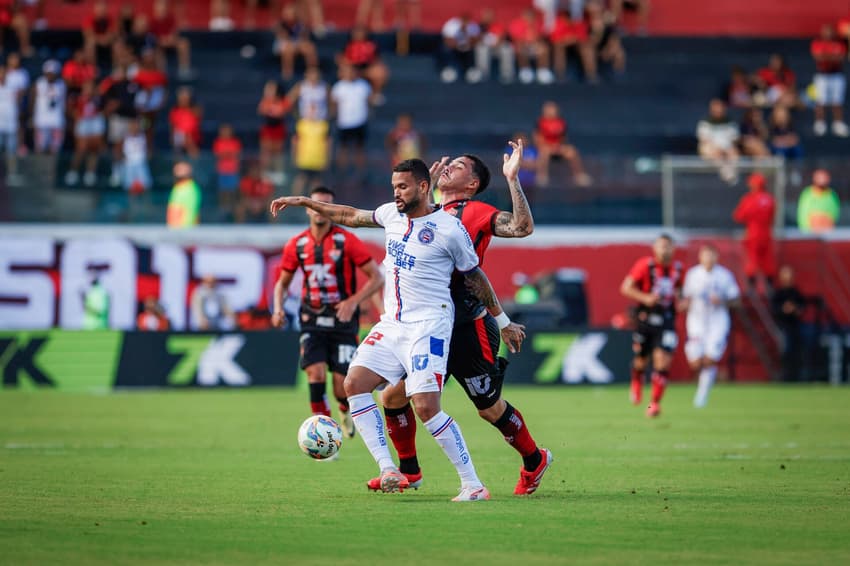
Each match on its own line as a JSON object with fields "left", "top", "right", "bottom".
{"left": 733, "top": 172, "right": 777, "bottom": 293}
{"left": 366, "top": 139, "right": 553, "bottom": 496}
{"left": 620, "top": 234, "right": 683, "bottom": 418}
{"left": 272, "top": 186, "right": 384, "bottom": 437}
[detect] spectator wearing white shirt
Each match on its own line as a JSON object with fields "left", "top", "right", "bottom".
{"left": 439, "top": 13, "right": 482, "bottom": 83}
{"left": 681, "top": 244, "right": 741, "bottom": 408}
{"left": 330, "top": 62, "right": 373, "bottom": 177}
{"left": 122, "top": 119, "right": 152, "bottom": 220}
{"left": 31, "top": 60, "right": 66, "bottom": 155}
{"left": 5, "top": 53, "right": 29, "bottom": 158}
{"left": 697, "top": 99, "right": 739, "bottom": 184}
{"left": 0, "top": 65, "right": 19, "bottom": 183}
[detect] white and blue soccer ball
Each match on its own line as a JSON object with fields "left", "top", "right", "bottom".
{"left": 297, "top": 415, "right": 343, "bottom": 460}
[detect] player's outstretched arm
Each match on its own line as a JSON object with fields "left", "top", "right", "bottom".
{"left": 493, "top": 139, "right": 534, "bottom": 238}
{"left": 269, "top": 196, "right": 378, "bottom": 228}
{"left": 463, "top": 267, "right": 526, "bottom": 353}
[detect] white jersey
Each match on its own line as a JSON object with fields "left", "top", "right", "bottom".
{"left": 330, "top": 78, "right": 371, "bottom": 129}
{"left": 683, "top": 263, "right": 740, "bottom": 335}
{"left": 0, "top": 81, "right": 19, "bottom": 132}
{"left": 122, "top": 133, "right": 147, "bottom": 165}
{"left": 33, "top": 77, "right": 66, "bottom": 129}
{"left": 373, "top": 202, "right": 479, "bottom": 323}
{"left": 298, "top": 80, "right": 328, "bottom": 121}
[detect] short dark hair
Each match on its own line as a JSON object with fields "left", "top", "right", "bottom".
{"left": 310, "top": 186, "right": 335, "bottom": 199}
{"left": 462, "top": 154, "right": 491, "bottom": 194}
{"left": 393, "top": 159, "right": 431, "bottom": 187}
{"left": 658, "top": 233, "right": 674, "bottom": 243}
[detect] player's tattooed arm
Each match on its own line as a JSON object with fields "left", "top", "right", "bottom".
{"left": 464, "top": 267, "right": 526, "bottom": 353}
{"left": 269, "top": 196, "right": 378, "bottom": 227}
{"left": 493, "top": 139, "right": 534, "bottom": 238}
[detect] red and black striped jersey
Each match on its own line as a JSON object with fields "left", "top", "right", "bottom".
{"left": 280, "top": 225, "right": 373, "bottom": 332}
{"left": 442, "top": 199, "right": 500, "bottom": 324}
{"left": 627, "top": 256, "right": 684, "bottom": 322}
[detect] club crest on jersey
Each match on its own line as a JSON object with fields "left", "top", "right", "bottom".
{"left": 329, "top": 249, "right": 342, "bottom": 261}
{"left": 418, "top": 227, "right": 435, "bottom": 244}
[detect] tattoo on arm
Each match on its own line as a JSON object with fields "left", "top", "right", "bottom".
{"left": 302, "top": 198, "right": 378, "bottom": 228}
{"left": 464, "top": 268, "right": 500, "bottom": 311}
{"left": 493, "top": 178, "right": 534, "bottom": 237}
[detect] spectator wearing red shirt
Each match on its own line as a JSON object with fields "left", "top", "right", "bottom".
{"left": 212, "top": 123, "right": 243, "bottom": 214}
{"left": 236, "top": 162, "right": 274, "bottom": 223}
{"left": 62, "top": 49, "right": 97, "bottom": 102}
{"left": 733, "top": 172, "right": 777, "bottom": 290}
{"left": 811, "top": 24, "right": 849, "bottom": 137}
{"left": 137, "top": 296, "right": 170, "bottom": 331}
{"left": 549, "top": 10, "right": 597, "bottom": 83}
{"left": 754, "top": 54, "right": 797, "bottom": 109}
{"left": 257, "top": 79, "right": 292, "bottom": 186}
{"left": 507, "top": 8, "right": 555, "bottom": 84}
{"left": 341, "top": 25, "right": 389, "bottom": 104}
{"left": 83, "top": 0, "right": 116, "bottom": 68}
{"left": 0, "top": 0, "right": 33, "bottom": 57}
{"left": 151, "top": 0, "right": 193, "bottom": 80}
{"left": 273, "top": 3, "right": 318, "bottom": 80}
{"left": 533, "top": 100, "right": 591, "bottom": 187}
{"left": 474, "top": 8, "right": 515, "bottom": 84}
{"left": 169, "top": 86, "right": 201, "bottom": 158}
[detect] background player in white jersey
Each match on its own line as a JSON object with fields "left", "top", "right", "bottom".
{"left": 271, "top": 159, "right": 525, "bottom": 501}
{"left": 681, "top": 244, "right": 741, "bottom": 408}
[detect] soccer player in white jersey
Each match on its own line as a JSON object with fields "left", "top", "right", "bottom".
{"left": 681, "top": 244, "right": 741, "bottom": 408}
{"left": 270, "top": 159, "right": 525, "bottom": 501}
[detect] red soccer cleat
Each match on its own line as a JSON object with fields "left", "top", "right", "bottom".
{"left": 514, "top": 448, "right": 554, "bottom": 496}
{"left": 646, "top": 402, "right": 661, "bottom": 418}
{"left": 367, "top": 470, "right": 422, "bottom": 492}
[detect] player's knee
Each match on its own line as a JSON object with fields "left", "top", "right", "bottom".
{"left": 477, "top": 400, "right": 504, "bottom": 424}
{"left": 411, "top": 394, "right": 440, "bottom": 422}
{"left": 380, "top": 382, "right": 408, "bottom": 410}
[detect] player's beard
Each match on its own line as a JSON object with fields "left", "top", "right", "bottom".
{"left": 397, "top": 193, "right": 421, "bottom": 214}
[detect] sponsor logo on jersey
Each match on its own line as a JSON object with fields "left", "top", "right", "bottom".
{"left": 463, "top": 374, "right": 491, "bottom": 396}
{"left": 387, "top": 239, "right": 416, "bottom": 270}
{"left": 417, "top": 227, "right": 435, "bottom": 244}
{"left": 412, "top": 354, "right": 429, "bottom": 371}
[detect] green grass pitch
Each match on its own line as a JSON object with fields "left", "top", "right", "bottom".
{"left": 1, "top": 384, "right": 849, "bottom": 565}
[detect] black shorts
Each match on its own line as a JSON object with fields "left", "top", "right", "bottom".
{"left": 447, "top": 314, "right": 506, "bottom": 410}
{"left": 299, "top": 330, "right": 358, "bottom": 375}
{"left": 632, "top": 323, "right": 678, "bottom": 358}
{"left": 337, "top": 124, "right": 367, "bottom": 147}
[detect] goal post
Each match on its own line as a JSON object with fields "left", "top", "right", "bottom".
{"left": 660, "top": 156, "right": 786, "bottom": 233}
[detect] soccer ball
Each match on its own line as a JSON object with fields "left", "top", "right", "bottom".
{"left": 297, "top": 415, "right": 343, "bottom": 460}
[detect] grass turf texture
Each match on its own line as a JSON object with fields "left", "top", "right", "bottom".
{"left": 1, "top": 384, "right": 849, "bottom": 565}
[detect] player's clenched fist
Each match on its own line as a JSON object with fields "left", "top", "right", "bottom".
{"left": 500, "top": 321, "right": 526, "bottom": 354}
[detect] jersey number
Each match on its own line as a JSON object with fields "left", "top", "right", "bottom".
{"left": 363, "top": 331, "right": 384, "bottom": 346}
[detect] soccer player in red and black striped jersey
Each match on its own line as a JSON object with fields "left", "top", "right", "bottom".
{"left": 367, "top": 139, "right": 554, "bottom": 495}
{"left": 620, "top": 234, "right": 683, "bottom": 418}
{"left": 272, "top": 186, "right": 384, "bottom": 437}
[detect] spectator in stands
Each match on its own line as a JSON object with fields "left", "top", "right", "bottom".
{"left": 117, "top": 3, "right": 134, "bottom": 37}
{"left": 191, "top": 275, "right": 234, "bottom": 330}
{"left": 169, "top": 86, "right": 202, "bottom": 159}
{"left": 797, "top": 169, "right": 840, "bottom": 233}
{"left": 151, "top": 0, "right": 194, "bottom": 80}
{"left": 83, "top": 0, "right": 117, "bottom": 68}
{"left": 610, "top": 0, "right": 650, "bottom": 36}
{"left": 738, "top": 108, "right": 770, "bottom": 158}
{"left": 273, "top": 3, "right": 318, "bottom": 80}
{"left": 31, "top": 60, "right": 66, "bottom": 156}
{"left": 0, "top": 65, "right": 19, "bottom": 183}
{"left": 725, "top": 66, "right": 754, "bottom": 109}
{"left": 341, "top": 25, "right": 389, "bottom": 104}
{"left": 0, "top": 0, "right": 33, "bottom": 57}
{"left": 133, "top": 49, "right": 168, "bottom": 150}
{"left": 5, "top": 52, "right": 28, "bottom": 157}
{"left": 811, "top": 24, "right": 849, "bottom": 137}
{"left": 533, "top": 100, "right": 591, "bottom": 187}
{"left": 439, "top": 13, "right": 482, "bottom": 83}
{"left": 696, "top": 98, "right": 739, "bottom": 184}
{"left": 771, "top": 265, "right": 805, "bottom": 382}
{"left": 291, "top": 102, "right": 330, "bottom": 196}
{"left": 236, "top": 161, "right": 274, "bottom": 223}
{"left": 167, "top": 160, "right": 201, "bottom": 228}
{"left": 550, "top": 9, "right": 597, "bottom": 83}
{"left": 474, "top": 8, "right": 514, "bottom": 83}
{"left": 137, "top": 296, "right": 170, "bottom": 331}
{"left": 508, "top": 8, "right": 555, "bottom": 85}
{"left": 733, "top": 172, "right": 776, "bottom": 292}
{"left": 123, "top": 119, "right": 152, "bottom": 220}
{"left": 101, "top": 66, "right": 140, "bottom": 187}
{"left": 584, "top": 0, "right": 626, "bottom": 77}
{"left": 330, "top": 62, "right": 373, "bottom": 178}
{"left": 754, "top": 54, "right": 798, "bottom": 109}
{"left": 213, "top": 123, "right": 243, "bottom": 215}
{"left": 209, "top": 0, "right": 236, "bottom": 31}
{"left": 65, "top": 80, "right": 104, "bottom": 188}
{"left": 355, "top": 0, "right": 385, "bottom": 32}
{"left": 123, "top": 13, "right": 158, "bottom": 59}
{"left": 768, "top": 106, "right": 802, "bottom": 164}
{"left": 385, "top": 112, "right": 425, "bottom": 166}
{"left": 297, "top": 0, "right": 327, "bottom": 36}
{"left": 62, "top": 49, "right": 97, "bottom": 102}
{"left": 258, "top": 79, "right": 292, "bottom": 186}
{"left": 287, "top": 66, "right": 328, "bottom": 121}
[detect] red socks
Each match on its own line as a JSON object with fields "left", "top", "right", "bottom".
{"left": 651, "top": 371, "right": 669, "bottom": 403}
{"left": 494, "top": 402, "right": 541, "bottom": 471}
{"left": 384, "top": 403, "right": 420, "bottom": 474}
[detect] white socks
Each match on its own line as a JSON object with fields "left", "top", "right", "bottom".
{"left": 424, "top": 411, "right": 482, "bottom": 488}
{"left": 694, "top": 366, "right": 717, "bottom": 408}
{"left": 348, "top": 393, "right": 395, "bottom": 471}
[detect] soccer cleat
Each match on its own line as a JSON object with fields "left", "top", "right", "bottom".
{"left": 339, "top": 409, "right": 356, "bottom": 439}
{"left": 514, "top": 448, "right": 554, "bottom": 496}
{"left": 646, "top": 402, "right": 661, "bottom": 418}
{"left": 630, "top": 380, "right": 642, "bottom": 405}
{"left": 378, "top": 468, "right": 410, "bottom": 493}
{"left": 367, "top": 471, "right": 422, "bottom": 492}
{"left": 452, "top": 485, "right": 491, "bottom": 502}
